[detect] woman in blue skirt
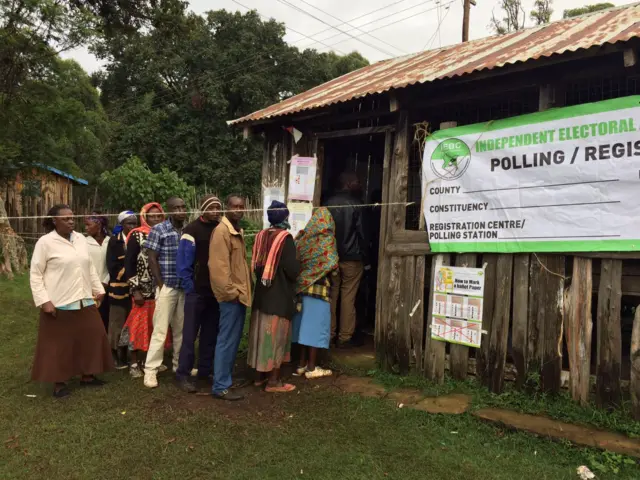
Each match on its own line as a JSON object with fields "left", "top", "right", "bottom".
{"left": 292, "top": 207, "right": 339, "bottom": 379}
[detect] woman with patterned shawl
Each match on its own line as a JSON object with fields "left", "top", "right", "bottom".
{"left": 292, "top": 207, "right": 338, "bottom": 379}
{"left": 248, "top": 200, "right": 300, "bottom": 393}
{"left": 119, "top": 202, "right": 166, "bottom": 378}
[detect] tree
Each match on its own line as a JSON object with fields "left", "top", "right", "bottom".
{"left": 531, "top": 0, "right": 553, "bottom": 25}
{"left": 563, "top": 3, "right": 614, "bottom": 18}
{"left": 94, "top": 9, "right": 368, "bottom": 199}
{"left": 0, "top": 1, "right": 104, "bottom": 277}
{"left": 98, "top": 156, "right": 193, "bottom": 211}
{"left": 491, "top": 0, "right": 526, "bottom": 35}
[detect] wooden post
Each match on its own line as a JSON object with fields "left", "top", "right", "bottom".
{"left": 512, "top": 254, "right": 530, "bottom": 388}
{"left": 489, "top": 254, "right": 514, "bottom": 394}
{"left": 385, "top": 110, "right": 412, "bottom": 369}
{"left": 564, "top": 257, "right": 593, "bottom": 406}
{"left": 411, "top": 256, "right": 426, "bottom": 371}
{"left": 398, "top": 256, "right": 416, "bottom": 374}
{"left": 532, "top": 87, "right": 565, "bottom": 394}
{"left": 424, "top": 254, "right": 449, "bottom": 383}
{"left": 596, "top": 259, "right": 622, "bottom": 409}
{"left": 477, "top": 254, "right": 497, "bottom": 387}
{"left": 462, "top": 0, "right": 471, "bottom": 42}
{"left": 450, "top": 253, "right": 476, "bottom": 380}
{"left": 631, "top": 306, "right": 640, "bottom": 420}
{"left": 532, "top": 254, "right": 565, "bottom": 393}
{"left": 375, "top": 131, "right": 394, "bottom": 368}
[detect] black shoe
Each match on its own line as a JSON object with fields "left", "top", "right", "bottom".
{"left": 80, "top": 377, "right": 106, "bottom": 387}
{"left": 53, "top": 387, "right": 71, "bottom": 398}
{"left": 176, "top": 377, "right": 197, "bottom": 393}
{"left": 212, "top": 389, "right": 244, "bottom": 401}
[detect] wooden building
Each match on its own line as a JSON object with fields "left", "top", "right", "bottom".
{"left": 1, "top": 165, "right": 88, "bottom": 235}
{"left": 230, "top": 5, "right": 640, "bottom": 411}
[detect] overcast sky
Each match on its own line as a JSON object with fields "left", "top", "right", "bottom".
{"left": 62, "top": 0, "right": 626, "bottom": 72}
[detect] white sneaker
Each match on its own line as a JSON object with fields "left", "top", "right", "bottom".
{"left": 158, "top": 365, "right": 168, "bottom": 373}
{"left": 293, "top": 366, "right": 307, "bottom": 377}
{"left": 129, "top": 364, "right": 143, "bottom": 378}
{"left": 305, "top": 367, "right": 332, "bottom": 379}
{"left": 144, "top": 372, "right": 158, "bottom": 388}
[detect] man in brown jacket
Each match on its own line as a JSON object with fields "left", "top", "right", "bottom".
{"left": 208, "top": 194, "right": 252, "bottom": 401}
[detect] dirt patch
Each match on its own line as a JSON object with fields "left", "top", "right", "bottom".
{"left": 411, "top": 394, "right": 471, "bottom": 414}
{"left": 474, "top": 408, "right": 640, "bottom": 458}
{"left": 386, "top": 389, "right": 424, "bottom": 405}
{"left": 330, "top": 375, "right": 386, "bottom": 398}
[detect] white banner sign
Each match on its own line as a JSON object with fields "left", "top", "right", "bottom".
{"left": 422, "top": 96, "right": 640, "bottom": 253}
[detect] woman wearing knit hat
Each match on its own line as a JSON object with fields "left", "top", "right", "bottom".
{"left": 247, "top": 200, "right": 300, "bottom": 393}
{"left": 106, "top": 210, "right": 138, "bottom": 369}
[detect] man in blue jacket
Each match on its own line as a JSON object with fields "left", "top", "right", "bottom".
{"left": 175, "top": 195, "right": 222, "bottom": 392}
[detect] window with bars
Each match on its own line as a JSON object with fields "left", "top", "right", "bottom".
{"left": 564, "top": 74, "right": 640, "bottom": 106}
{"left": 405, "top": 88, "right": 539, "bottom": 230}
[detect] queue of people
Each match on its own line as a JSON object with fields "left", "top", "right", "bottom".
{"left": 29, "top": 176, "right": 368, "bottom": 400}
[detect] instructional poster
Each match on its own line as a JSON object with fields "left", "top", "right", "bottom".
{"left": 288, "top": 202, "right": 313, "bottom": 238}
{"left": 422, "top": 96, "right": 640, "bottom": 253}
{"left": 288, "top": 156, "right": 317, "bottom": 202}
{"left": 262, "top": 187, "right": 285, "bottom": 229}
{"left": 431, "top": 265, "right": 485, "bottom": 348}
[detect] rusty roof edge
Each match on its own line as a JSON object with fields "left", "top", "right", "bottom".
{"left": 228, "top": 2, "right": 640, "bottom": 127}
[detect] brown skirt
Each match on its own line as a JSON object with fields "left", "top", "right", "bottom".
{"left": 31, "top": 306, "right": 114, "bottom": 383}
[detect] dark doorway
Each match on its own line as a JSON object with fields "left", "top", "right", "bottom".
{"left": 320, "top": 134, "right": 386, "bottom": 345}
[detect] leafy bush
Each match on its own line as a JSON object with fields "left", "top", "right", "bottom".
{"left": 98, "top": 156, "right": 194, "bottom": 211}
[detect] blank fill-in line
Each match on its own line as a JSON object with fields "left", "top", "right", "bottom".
{"left": 498, "top": 235, "right": 622, "bottom": 240}
{"left": 491, "top": 200, "right": 620, "bottom": 211}
{"left": 465, "top": 179, "right": 619, "bottom": 195}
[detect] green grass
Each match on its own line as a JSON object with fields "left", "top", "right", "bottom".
{"left": 334, "top": 363, "right": 640, "bottom": 439}
{"left": 2, "top": 274, "right": 640, "bottom": 479}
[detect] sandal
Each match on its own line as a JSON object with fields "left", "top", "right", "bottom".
{"left": 265, "top": 383, "right": 296, "bottom": 393}
{"left": 254, "top": 378, "right": 268, "bottom": 387}
{"left": 305, "top": 367, "right": 332, "bottom": 379}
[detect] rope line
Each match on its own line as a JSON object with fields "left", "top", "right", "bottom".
{"left": 0, "top": 201, "right": 415, "bottom": 221}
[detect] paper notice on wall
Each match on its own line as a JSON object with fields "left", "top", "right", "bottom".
{"left": 263, "top": 187, "right": 285, "bottom": 229}
{"left": 431, "top": 265, "right": 485, "bottom": 348}
{"left": 288, "top": 202, "right": 313, "bottom": 238}
{"left": 288, "top": 156, "right": 317, "bottom": 202}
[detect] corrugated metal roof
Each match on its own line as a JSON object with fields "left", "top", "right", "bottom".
{"left": 229, "top": 3, "right": 640, "bottom": 126}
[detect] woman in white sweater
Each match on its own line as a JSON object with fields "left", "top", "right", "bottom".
{"left": 30, "top": 204, "right": 113, "bottom": 398}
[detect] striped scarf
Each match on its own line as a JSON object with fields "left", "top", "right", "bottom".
{"left": 251, "top": 228, "right": 290, "bottom": 286}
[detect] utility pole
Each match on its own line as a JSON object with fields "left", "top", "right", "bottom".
{"left": 462, "top": 0, "right": 476, "bottom": 42}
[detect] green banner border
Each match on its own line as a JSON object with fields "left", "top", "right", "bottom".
{"left": 429, "top": 95, "right": 640, "bottom": 140}
{"left": 429, "top": 239, "right": 640, "bottom": 253}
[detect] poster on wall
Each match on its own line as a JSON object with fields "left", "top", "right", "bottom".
{"left": 431, "top": 264, "right": 485, "bottom": 348}
{"left": 288, "top": 202, "right": 313, "bottom": 238}
{"left": 422, "top": 96, "right": 640, "bottom": 253}
{"left": 288, "top": 156, "right": 317, "bottom": 202}
{"left": 262, "top": 187, "right": 285, "bottom": 229}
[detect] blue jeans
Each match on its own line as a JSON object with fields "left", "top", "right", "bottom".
{"left": 212, "top": 301, "right": 246, "bottom": 394}
{"left": 176, "top": 293, "right": 219, "bottom": 379}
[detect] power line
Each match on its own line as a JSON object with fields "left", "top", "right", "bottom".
{"left": 275, "top": 0, "right": 398, "bottom": 58}
{"left": 294, "top": 0, "right": 413, "bottom": 46}
{"left": 297, "top": 0, "right": 407, "bottom": 55}
{"left": 107, "top": 1, "right": 426, "bottom": 117}
{"left": 110, "top": 0, "right": 454, "bottom": 119}
{"left": 317, "top": 0, "right": 438, "bottom": 46}
{"left": 231, "top": 0, "right": 348, "bottom": 55}
{"left": 423, "top": 2, "right": 452, "bottom": 50}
